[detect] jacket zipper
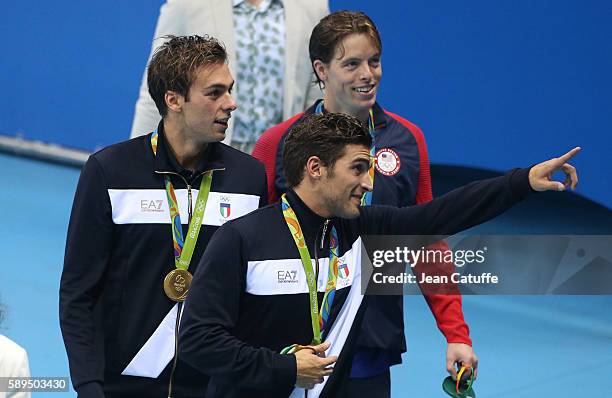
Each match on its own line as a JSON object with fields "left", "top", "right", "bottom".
{"left": 155, "top": 168, "right": 222, "bottom": 398}
{"left": 309, "top": 219, "right": 329, "bottom": 398}
{"left": 320, "top": 220, "right": 329, "bottom": 250}
{"left": 313, "top": 219, "right": 330, "bottom": 294}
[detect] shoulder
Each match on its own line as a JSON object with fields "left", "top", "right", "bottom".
{"left": 289, "top": 0, "right": 329, "bottom": 20}
{"left": 217, "top": 142, "right": 263, "bottom": 169}
{"left": 254, "top": 112, "right": 305, "bottom": 160}
{"left": 383, "top": 110, "right": 426, "bottom": 142}
{"left": 0, "top": 335, "right": 26, "bottom": 356}
{"left": 208, "top": 204, "right": 280, "bottom": 249}
{"left": 162, "top": 0, "right": 201, "bottom": 14}
{"left": 262, "top": 112, "right": 305, "bottom": 143}
{"left": 227, "top": 203, "right": 279, "bottom": 231}
{"left": 0, "top": 335, "right": 29, "bottom": 375}
{"left": 84, "top": 136, "right": 151, "bottom": 183}
{"left": 91, "top": 135, "right": 150, "bottom": 167}
{"left": 215, "top": 144, "right": 266, "bottom": 190}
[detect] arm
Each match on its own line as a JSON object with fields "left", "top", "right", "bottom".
{"left": 361, "top": 166, "right": 533, "bottom": 236}
{"left": 438, "top": 148, "right": 580, "bottom": 378}
{"left": 364, "top": 143, "right": 584, "bottom": 234}
{"left": 130, "top": 1, "right": 185, "bottom": 138}
{"left": 59, "top": 157, "right": 113, "bottom": 398}
{"left": 179, "top": 224, "right": 296, "bottom": 390}
{"left": 408, "top": 122, "right": 473, "bottom": 347}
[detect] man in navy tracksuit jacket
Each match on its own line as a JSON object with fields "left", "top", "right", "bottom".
{"left": 60, "top": 36, "right": 267, "bottom": 397}
{"left": 180, "top": 113, "right": 579, "bottom": 397}
{"left": 253, "top": 11, "right": 473, "bottom": 394}
{"left": 255, "top": 101, "right": 469, "bottom": 390}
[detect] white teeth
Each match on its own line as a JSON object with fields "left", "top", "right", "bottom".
{"left": 355, "top": 86, "right": 373, "bottom": 93}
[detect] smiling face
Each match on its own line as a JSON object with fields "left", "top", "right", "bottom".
{"left": 319, "top": 143, "right": 373, "bottom": 219}
{"left": 171, "top": 63, "right": 237, "bottom": 143}
{"left": 314, "top": 33, "right": 382, "bottom": 121}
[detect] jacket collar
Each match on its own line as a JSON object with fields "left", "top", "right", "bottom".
{"left": 284, "top": 189, "right": 328, "bottom": 244}
{"left": 305, "top": 99, "right": 388, "bottom": 131}
{"left": 152, "top": 121, "right": 225, "bottom": 178}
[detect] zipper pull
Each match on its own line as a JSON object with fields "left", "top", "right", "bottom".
{"left": 187, "top": 183, "right": 193, "bottom": 223}
{"left": 320, "top": 219, "right": 329, "bottom": 250}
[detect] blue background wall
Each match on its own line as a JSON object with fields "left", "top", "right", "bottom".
{"left": 2, "top": 0, "right": 610, "bottom": 207}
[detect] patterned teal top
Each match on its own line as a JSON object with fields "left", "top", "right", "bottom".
{"left": 232, "top": 0, "right": 285, "bottom": 144}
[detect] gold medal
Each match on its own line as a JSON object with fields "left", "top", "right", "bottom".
{"left": 163, "top": 269, "right": 193, "bottom": 302}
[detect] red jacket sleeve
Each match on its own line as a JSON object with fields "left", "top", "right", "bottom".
{"left": 385, "top": 111, "right": 472, "bottom": 346}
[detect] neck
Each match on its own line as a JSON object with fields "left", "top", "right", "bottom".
{"left": 247, "top": 0, "right": 264, "bottom": 7}
{"left": 293, "top": 185, "right": 332, "bottom": 218}
{"left": 163, "top": 119, "right": 207, "bottom": 171}
{"left": 322, "top": 96, "right": 370, "bottom": 123}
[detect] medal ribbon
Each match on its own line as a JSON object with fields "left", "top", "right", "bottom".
{"left": 455, "top": 365, "right": 475, "bottom": 394}
{"left": 314, "top": 102, "right": 375, "bottom": 205}
{"left": 151, "top": 132, "right": 213, "bottom": 270}
{"left": 281, "top": 194, "right": 339, "bottom": 346}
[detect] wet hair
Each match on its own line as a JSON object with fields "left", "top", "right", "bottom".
{"left": 309, "top": 10, "right": 382, "bottom": 87}
{"left": 147, "top": 35, "right": 227, "bottom": 117}
{"left": 283, "top": 113, "right": 371, "bottom": 187}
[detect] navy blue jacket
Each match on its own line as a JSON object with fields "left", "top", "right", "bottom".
{"left": 253, "top": 101, "right": 471, "bottom": 376}
{"left": 179, "top": 168, "right": 532, "bottom": 398}
{"left": 60, "top": 124, "right": 267, "bottom": 398}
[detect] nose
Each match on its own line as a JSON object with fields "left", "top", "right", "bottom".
{"left": 225, "top": 93, "right": 237, "bottom": 112}
{"left": 359, "top": 63, "right": 374, "bottom": 81}
{"left": 361, "top": 169, "right": 373, "bottom": 192}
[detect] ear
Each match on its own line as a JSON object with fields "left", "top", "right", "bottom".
{"left": 165, "top": 91, "right": 184, "bottom": 114}
{"left": 304, "top": 156, "right": 324, "bottom": 181}
{"left": 312, "top": 60, "right": 328, "bottom": 84}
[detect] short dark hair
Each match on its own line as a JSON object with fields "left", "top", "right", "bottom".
{"left": 147, "top": 35, "right": 227, "bottom": 117}
{"left": 309, "top": 11, "right": 382, "bottom": 87}
{"left": 283, "top": 113, "right": 372, "bottom": 187}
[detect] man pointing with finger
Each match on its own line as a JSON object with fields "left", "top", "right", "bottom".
{"left": 178, "top": 113, "right": 579, "bottom": 398}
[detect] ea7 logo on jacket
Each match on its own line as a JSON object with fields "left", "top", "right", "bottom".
{"left": 140, "top": 200, "right": 164, "bottom": 213}
{"left": 109, "top": 189, "right": 259, "bottom": 226}
{"left": 277, "top": 270, "right": 299, "bottom": 284}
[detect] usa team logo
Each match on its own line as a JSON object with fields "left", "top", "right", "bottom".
{"left": 375, "top": 148, "right": 401, "bottom": 176}
{"left": 338, "top": 263, "right": 350, "bottom": 279}
{"left": 219, "top": 202, "right": 231, "bottom": 218}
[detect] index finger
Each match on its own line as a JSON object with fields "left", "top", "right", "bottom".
{"left": 557, "top": 147, "right": 581, "bottom": 164}
{"left": 311, "top": 341, "right": 331, "bottom": 353}
{"left": 320, "top": 355, "right": 338, "bottom": 366}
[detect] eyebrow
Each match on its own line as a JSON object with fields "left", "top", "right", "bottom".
{"left": 204, "top": 81, "right": 234, "bottom": 91}
{"left": 352, "top": 157, "right": 371, "bottom": 166}
{"left": 342, "top": 53, "right": 381, "bottom": 63}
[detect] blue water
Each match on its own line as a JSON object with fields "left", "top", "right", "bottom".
{"left": 396, "top": 295, "right": 611, "bottom": 397}
{"left": 1, "top": 153, "right": 609, "bottom": 397}
{"left": 0, "top": 154, "right": 79, "bottom": 396}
